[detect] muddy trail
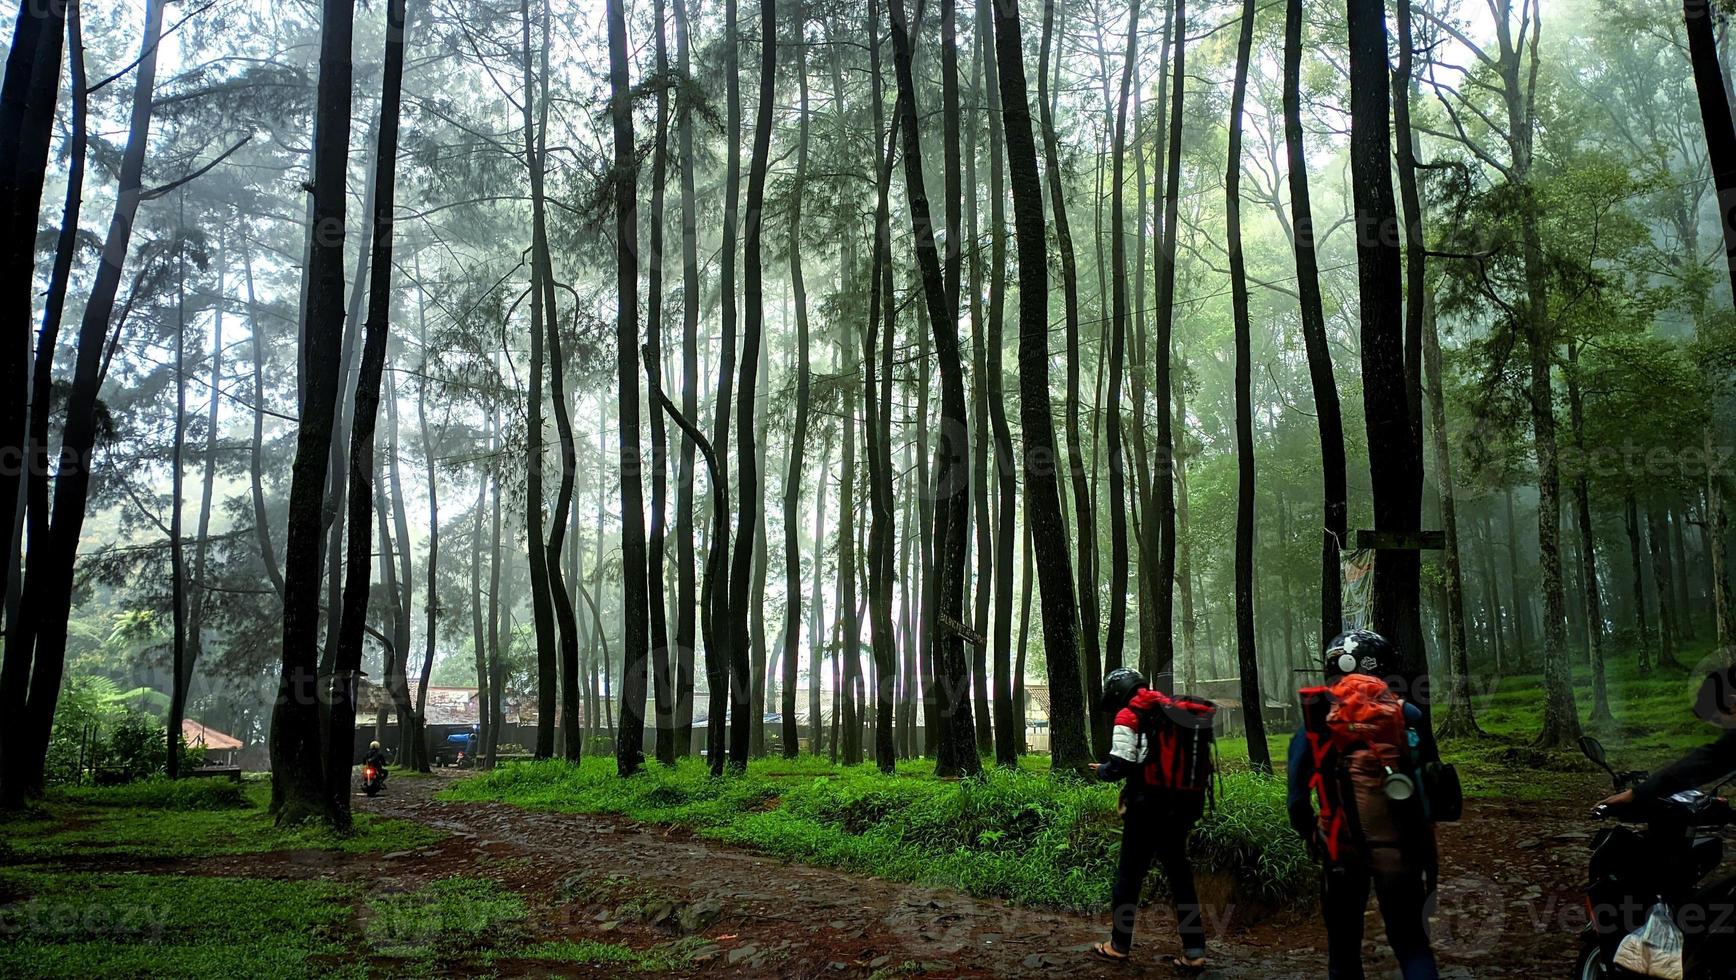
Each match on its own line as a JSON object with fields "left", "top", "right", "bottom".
{"left": 347, "top": 770, "right": 1604, "bottom": 978}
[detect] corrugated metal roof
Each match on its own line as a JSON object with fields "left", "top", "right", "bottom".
{"left": 182, "top": 718, "right": 242, "bottom": 751}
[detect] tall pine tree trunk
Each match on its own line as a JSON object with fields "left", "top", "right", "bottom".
{"left": 1037, "top": 0, "right": 1103, "bottom": 756}
{"left": 1392, "top": 0, "right": 1440, "bottom": 751}
{"left": 782, "top": 27, "right": 812, "bottom": 760}
{"left": 646, "top": 0, "right": 675, "bottom": 766}
{"left": 530, "top": 1, "right": 583, "bottom": 763}
{"left": 516, "top": 0, "right": 558, "bottom": 759}
{"left": 1625, "top": 494, "right": 1653, "bottom": 672}
{"left": 994, "top": 0, "right": 1091, "bottom": 773}
{"left": 1104, "top": 0, "right": 1140, "bottom": 677}
{"left": 978, "top": 0, "right": 1017, "bottom": 768}
{"left": 1426, "top": 298, "right": 1480, "bottom": 735}
{"left": 13, "top": 0, "right": 85, "bottom": 660}
{"left": 672, "top": 0, "right": 700, "bottom": 755}
{"left": 1281, "top": 0, "right": 1346, "bottom": 650}
{"left": 1565, "top": 340, "right": 1612, "bottom": 724}
{"left": 3, "top": 0, "right": 165, "bottom": 807}
{"left": 965, "top": 28, "right": 994, "bottom": 757}
{"left": 241, "top": 243, "right": 285, "bottom": 597}
{"left": 808, "top": 426, "right": 831, "bottom": 756}
{"left": 657, "top": 390, "right": 729, "bottom": 745}
{"left": 168, "top": 208, "right": 191, "bottom": 780}
{"left": 861, "top": 3, "right": 900, "bottom": 773}
{"left": 1649, "top": 503, "right": 1684, "bottom": 669}
{"left": 1152, "top": 0, "right": 1186, "bottom": 702}
{"left": 1349, "top": 0, "right": 1431, "bottom": 754}
{"left": 965, "top": 24, "right": 992, "bottom": 756}
{"left": 723, "top": 0, "right": 775, "bottom": 772}
{"left": 1226, "top": 0, "right": 1269, "bottom": 773}
{"left": 471, "top": 448, "right": 491, "bottom": 760}
{"left": 718, "top": 0, "right": 774, "bottom": 773}
{"left": 606, "top": 0, "right": 651, "bottom": 775}
{"left": 890, "top": 0, "right": 979, "bottom": 778}
{"left": 1687, "top": 0, "right": 1736, "bottom": 301}
{"left": 1175, "top": 365, "right": 1200, "bottom": 689}
{"left": 0, "top": 0, "right": 69, "bottom": 636}
{"left": 326, "top": 0, "right": 406, "bottom": 829}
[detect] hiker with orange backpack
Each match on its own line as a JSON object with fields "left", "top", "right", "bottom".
{"left": 1287, "top": 630, "right": 1440, "bottom": 980}
{"left": 1091, "top": 667, "right": 1218, "bottom": 972}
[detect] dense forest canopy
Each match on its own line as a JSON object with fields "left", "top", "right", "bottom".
{"left": 0, "top": 0, "right": 1732, "bottom": 824}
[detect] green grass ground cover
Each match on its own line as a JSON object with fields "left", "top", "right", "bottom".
{"left": 0, "top": 866, "right": 690, "bottom": 979}
{"left": 1470, "top": 646, "right": 1718, "bottom": 760}
{"left": 0, "top": 781, "right": 738, "bottom": 977}
{"left": 5, "top": 779, "right": 442, "bottom": 861}
{"left": 0, "top": 869, "right": 361, "bottom": 979}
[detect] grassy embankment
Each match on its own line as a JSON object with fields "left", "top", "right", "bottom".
{"left": 448, "top": 641, "right": 1729, "bottom": 913}
{"left": 446, "top": 753, "right": 1313, "bottom": 914}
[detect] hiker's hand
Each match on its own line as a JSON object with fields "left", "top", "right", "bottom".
{"left": 1597, "top": 788, "right": 1635, "bottom": 814}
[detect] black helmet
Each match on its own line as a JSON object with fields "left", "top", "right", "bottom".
{"left": 1101, "top": 667, "right": 1147, "bottom": 715}
{"left": 1323, "top": 629, "right": 1393, "bottom": 681}
{"left": 1695, "top": 663, "right": 1736, "bottom": 726}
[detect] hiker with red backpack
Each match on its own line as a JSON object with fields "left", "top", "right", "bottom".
{"left": 1287, "top": 629, "right": 1440, "bottom": 980}
{"left": 1091, "top": 667, "right": 1218, "bottom": 971}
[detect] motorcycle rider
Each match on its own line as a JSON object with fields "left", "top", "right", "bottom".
{"left": 1593, "top": 663, "right": 1736, "bottom": 976}
{"left": 1601, "top": 663, "right": 1736, "bottom": 811}
{"left": 1287, "top": 629, "right": 1439, "bottom": 980}
{"left": 362, "top": 740, "right": 390, "bottom": 789}
{"left": 1090, "top": 667, "right": 1210, "bottom": 971}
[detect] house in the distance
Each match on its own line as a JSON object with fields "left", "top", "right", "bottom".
{"left": 353, "top": 681, "right": 540, "bottom": 763}
{"left": 181, "top": 719, "right": 242, "bottom": 768}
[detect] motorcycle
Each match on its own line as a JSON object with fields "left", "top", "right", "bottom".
{"left": 362, "top": 762, "right": 387, "bottom": 797}
{"left": 1575, "top": 735, "right": 1736, "bottom": 979}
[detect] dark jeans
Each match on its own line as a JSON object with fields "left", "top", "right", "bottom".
{"left": 1109, "top": 800, "right": 1205, "bottom": 956}
{"left": 1322, "top": 863, "right": 1438, "bottom": 980}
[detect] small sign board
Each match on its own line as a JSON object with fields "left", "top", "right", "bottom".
{"left": 938, "top": 612, "right": 987, "bottom": 649}
{"left": 1354, "top": 529, "right": 1446, "bottom": 551}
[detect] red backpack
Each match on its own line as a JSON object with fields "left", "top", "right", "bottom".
{"left": 1120, "top": 690, "right": 1219, "bottom": 800}
{"left": 1299, "top": 674, "right": 1422, "bottom": 870}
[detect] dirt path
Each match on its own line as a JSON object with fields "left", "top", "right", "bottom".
{"left": 361, "top": 772, "right": 1299, "bottom": 978}
{"left": 355, "top": 771, "right": 1605, "bottom": 978}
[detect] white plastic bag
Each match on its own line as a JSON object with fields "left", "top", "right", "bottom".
{"left": 1613, "top": 902, "right": 1685, "bottom": 979}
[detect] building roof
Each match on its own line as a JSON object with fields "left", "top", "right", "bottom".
{"left": 182, "top": 719, "right": 242, "bottom": 752}
{"left": 355, "top": 682, "right": 479, "bottom": 726}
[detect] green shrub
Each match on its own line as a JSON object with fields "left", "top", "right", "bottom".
{"left": 54, "top": 778, "right": 249, "bottom": 811}
{"left": 98, "top": 718, "right": 166, "bottom": 784}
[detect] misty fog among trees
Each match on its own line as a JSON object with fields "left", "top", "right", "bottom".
{"left": 1, "top": 0, "right": 1733, "bottom": 826}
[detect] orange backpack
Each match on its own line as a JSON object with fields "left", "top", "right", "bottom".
{"left": 1299, "top": 674, "right": 1422, "bottom": 870}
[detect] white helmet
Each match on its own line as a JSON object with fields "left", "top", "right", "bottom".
{"left": 369, "top": 740, "right": 381, "bottom": 751}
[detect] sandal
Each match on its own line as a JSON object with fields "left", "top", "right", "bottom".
{"left": 1092, "top": 941, "right": 1130, "bottom": 963}
{"left": 1169, "top": 952, "right": 1209, "bottom": 973}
